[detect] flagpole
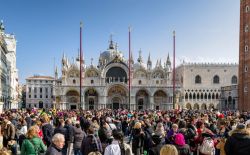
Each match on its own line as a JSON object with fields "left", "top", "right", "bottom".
{"left": 80, "top": 22, "right": 83, "bottom": 109}
{"left": 128, "top": 27, "right": 131, "bottom": 111}
{"left": 173, "top": 30, "right": 176, "bottom": 109}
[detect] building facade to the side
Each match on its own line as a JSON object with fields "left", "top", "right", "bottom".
{"left": 0, "top": 21, "right": 19, "bottom": 111}
{"left": 176, "top": 62, "right": 238, "bottom": 110}
{"left": 25, "top": 75, "right": 54, "bottom": 109}
{"left": 53, "top": 39, "right": 179, "bottom": 110}
{"left": 239, "top": 0, "right": 250, "bottom": 111}
{"left": 220, "top": 85, "right": 238, "bottom": 111}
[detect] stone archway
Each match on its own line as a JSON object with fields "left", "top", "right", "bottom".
{"left": 194, "top": 103, "right": 200, "bottom": 110}
{"left": 154, "top": 90, "right": 167, "bottom": 110}
{"left": 186, "top": 103, "right": 192, "bottom": 110}
{"left": 136, "top": 90, "right": 149, "bottom": 110}
{"left": 85, "top": 88, "right": 98, "bottom": 110}
{"left": 201, "top": 103, "right": 207, "bottom": 110}
{"left": 66, "top": 90, "right": 79, "bottom": 109}
{"left": 107, "top": 85, "right": 127, "bottom": 109}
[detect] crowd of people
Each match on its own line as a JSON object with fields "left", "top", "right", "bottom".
{"left": 0, "top": 108, "right": 250, "bottom": 155}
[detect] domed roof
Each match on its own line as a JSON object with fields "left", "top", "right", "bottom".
{"left": 133, "top": 62, "right": 147, "bottom": 70}
{"left": 99, "top": 39, "right": 125, "bottom": 66}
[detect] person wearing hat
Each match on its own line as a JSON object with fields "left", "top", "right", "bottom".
{"left": 224, "top": 124, "right": 250, "bottom": 155}
{"left": 173, "top": 133, "right": 190, "bottom": 155}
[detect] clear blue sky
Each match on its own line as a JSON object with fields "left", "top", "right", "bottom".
{"left": 0, "top": 0, "right": 240, "bottom": 84}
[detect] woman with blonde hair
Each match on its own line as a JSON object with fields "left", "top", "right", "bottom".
{"left": 160, "top": 144, "right": 178, "bottom": 155}
{"left": 21, "top": 125, "right": 47, "bottom": 155}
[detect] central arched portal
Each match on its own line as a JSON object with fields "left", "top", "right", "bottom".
{"left": 107, "top": 85, "right": 128, "bottom": 109}
{"left": 136, "top": 90, "right": 149, "bottom": 110}
{"left": 66, "top": 90, "right": 80, "bottom": 110}
{"left": 85, "top": 88, "right": 98, "bottom": 110}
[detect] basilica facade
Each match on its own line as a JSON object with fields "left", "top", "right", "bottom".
{"left": 53, "top": 39, "right": 178, "bottom": 110}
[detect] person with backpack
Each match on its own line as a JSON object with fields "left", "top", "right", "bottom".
{"left": 104, "top": 129, "right": 132, "bottom": 155}
{"left": 21, "top": 125, "right": 47, "bottom": 155}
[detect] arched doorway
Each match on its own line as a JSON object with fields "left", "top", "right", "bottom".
{"left": 85, "top": 88, "right": 98, "bottom": 110}
{"left": 66, "top": 90, "right": 79, "bottom": 109}
{"left": 136, "top": 90, "right": 149, "bottom": 110}
{"left": 194, "top": 103, "right": 199, "bottom": 110}
{"left": 154, "top": 90, "right": 167, "bottom": 110}
{"left": 107, "top": 85, "right": 127, "bottom": 109}
{"left": 201, "top": 103, "right": 207, "bottom": 110}
{"left": 186, "top": 103, "right": 192, "bottom": 110}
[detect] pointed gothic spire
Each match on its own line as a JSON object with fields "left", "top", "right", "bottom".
{"left": 137, "top": 49, "right": 143, "bottom": 63}
{"left": 159, "top": 59, "right": 162, "bottom": 68}
{"left": 147, "top": 52, "right": 151, "bottom": 63}
{"left": 156, "top": 59, "right": 159, "bottom": 67}
{"left": 109, "top": 34, "right": 114, "bottom": 49}
{"left": 130, "top": 50, "right": 134, "bottom": 64}
{"left": 167, "top": 53, "right": 171, "bottom": 65}
{"left": 0, "top": 20, "right": 5, "bottom": 33}
{"left": 55, "top": 66, "right": 58, "bottom": 80}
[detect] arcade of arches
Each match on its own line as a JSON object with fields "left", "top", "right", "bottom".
{"left": 185, "top": 103, "right": 215, "bottom": 110}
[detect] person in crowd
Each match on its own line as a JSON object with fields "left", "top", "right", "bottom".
{"left": 3, "top": 116, "right": 16, "bottom": 155}
{"left": 224, "top": 124, "right": 250, "bottom": 155}
{"left": 104, "top": 129, "right": 132, "bottom": 155}
{"left": 21, "top": 125, "right": 47, "bottom": 155}
{"left": 166, "top": 123, "right": 179, "bottom": 144}
{"left": 45, "top": 133, "right": 65, "bottom": 155}
{"left": 73, "top": 121, "right": 85, "bottom": 155}
{"left": 64, "top": 118, "right": 74, "bottom": 155}
{"left": 173, "top": 133, "right": 190, "bottom": 155}
{"left": 41, "top": 114, "right": 54, "bottom": 147}
{"left": 54, "top": 119, "right": 68, "bottom": 155}
{"left": 16, "top": 118, "right": 27, "bottom": 149}
{"left": 148, "top": 134, "right": 163, "bottom": 155}
{"left": 131, "top": 122, "right": 145, "bottom": 155}
{"left": 81, "top": 123, "right": 103, "bottom": 155}
{"left": 160, "top": 144, "right": 178, "bottom": 155}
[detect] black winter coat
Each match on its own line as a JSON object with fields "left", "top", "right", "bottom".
{"left": 224, "top": 129, "right": 250, "bottom": 155}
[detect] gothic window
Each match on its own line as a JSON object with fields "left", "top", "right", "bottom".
{"left": 197, "top": 93, "right": 200, "bottom": 100}
{"left": 204, "top": 93, "right": 207, "bottom": 99}
{"left": 201, "top": 93, "right": 203, "bottom": 99}
{"left": 245, "top": 45, "right": 249, "bottom": 52}
{"left": 244, "top": 86, "right": 248, "bottom": 92}
{"left": 193, "top": 93, "right": 196, "bottom": 99}
{"left": 245, "top": 65, "right": 248, "bottom": 72}
{"left": 195, "top": 75, "right": 201, "bottom": 84}
{"left": 212, "top": 93, "right": 215, "bottom": 99}
{"left": 246, "top": 5, "right": 250, "bottom": 12}
{"left": 138, "top": 80, "right": 142, "bottom": 85}
{"left": 231, "top": 75, "right": 237, "bottom": 84}
{"left": 216, "top": 93, "right": 219, "bottom": 99}
{"left": 245, "top": 25, "right": 249, "bottom": 32}
{"left": 185, "top": 93, "right": 188, "bottom": 99}
{"left": 91, "top": 80, "right": 94, "bottom": 84}
{"left": 189, "top": 93, "right": 192, "bottom": 100}
{"left": 73, "top": 79, "right": 76, "bottom": 84}
{"left": 208, "top": 93, "right": 211, "bottom": 99}
{"left": 213, "top": 75, "right": 220, "bottom": 84}
{"left": 156, "top": 80, "right": 159, "bottom": 84}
